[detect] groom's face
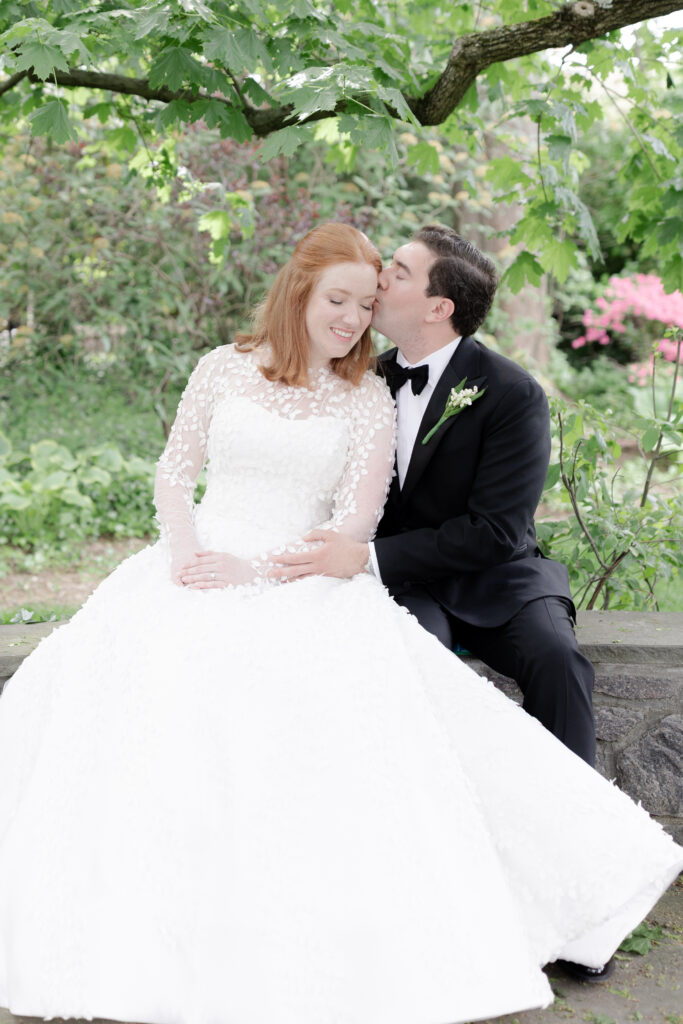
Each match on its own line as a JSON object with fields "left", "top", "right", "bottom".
{"left": 372, "top": 241, "right": 435, "bottom": 344}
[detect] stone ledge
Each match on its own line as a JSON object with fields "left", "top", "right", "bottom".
{"left": 0, "top": 620, "right": 63, "bottom": 681}
{"left": 1, "top": 611, "right": 681, "bottom": 680}
{"left": 575, "top": 610, "right": 683, "bottom": 665}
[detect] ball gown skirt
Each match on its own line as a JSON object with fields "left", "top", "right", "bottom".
{"left": 0, "top": 355, "right": 681, "bottom": 1024}
{"left": 0, "top": 551, "right": 680, "bottom": 1024}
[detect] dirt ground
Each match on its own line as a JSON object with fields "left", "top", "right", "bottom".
{"left": 0, "top": 538, "right": 149, "bottom": 614}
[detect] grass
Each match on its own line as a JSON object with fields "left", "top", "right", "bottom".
{"left": 0, "top": 605, "right": 77, "bottom": 624}
{"left": 1, "top": 362, "right": 172, "bottom": 458}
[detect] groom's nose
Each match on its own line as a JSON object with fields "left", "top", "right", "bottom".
{"left": 377, "top": 267, "right": 389, "bottom": 291}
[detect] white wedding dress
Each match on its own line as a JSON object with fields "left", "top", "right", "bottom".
{"left": 0, "top": 344, "right": 680, "bottom": 1024}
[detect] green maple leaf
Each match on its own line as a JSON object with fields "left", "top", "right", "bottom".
{"left": 259, "top": 126, "right": 309, "bottom": 160}
{"left": 28, "top": 99, "right": 77, "bottom": 143}
{"left": 541, "top": 237, "right": 576, "bottom": 283}
{"left": 406, "top": 141, "right": 440, "bottom": 175}
{"left": 662, "top": 254, "right": 683, "bottom": 293}
{"left": 202, "top": 28, "right": 270, "bottom": 74}
{"left": 203, "top": 29, "right": 245, "bottom": 69}
{"left": 148, "top": 47, "right": 202, "bottom": 92}
{"left": 134, "top": 6, "right": 172, "bottom": 40}
{"left": 198, "top": 210, "right": 232, "bottom": 241}
{"left": 503, "top": 251, "right": 544, "bottom": 293}
{"left": 203, "top": 101, "right": 252, "bottom": 142}
{"left": 15, "top": 41, "right": 68, "bottom": 80}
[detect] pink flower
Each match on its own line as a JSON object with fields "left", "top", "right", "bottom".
{"left": 579, "top": 275, "right": 683, "bottom": 351}
{"left": 657, "top": 337, "right": 681, "bottom": 362}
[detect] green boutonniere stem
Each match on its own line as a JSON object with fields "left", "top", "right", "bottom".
{"left": 422, "top": 378, "right": 486, "bottom": 445}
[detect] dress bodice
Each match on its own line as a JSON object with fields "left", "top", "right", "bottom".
{"left": 154, "top": 345, "right": 396, "bottom": 558}
{"left": 196, "top": 395, "right": 350, "bottom": 555}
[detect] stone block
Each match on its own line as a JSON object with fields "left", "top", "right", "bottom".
{"left": 593, "top": 665, "right": 682, "bottom": 701}
{"left": 595, "top": 743, "right": 614, "bottom": 782}
{"left": 617, "top": 715, "right": 683, "bottom": 817}
{"left": 594, "top": 706, "right": 644, "bottom": 743}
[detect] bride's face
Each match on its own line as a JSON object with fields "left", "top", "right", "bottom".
{"left": 305, "top": 261, "right": 378, "bottom": 368}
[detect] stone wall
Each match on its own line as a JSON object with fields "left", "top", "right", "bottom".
{"left": 1, "top": 611, "right": 682, "bottom": 841}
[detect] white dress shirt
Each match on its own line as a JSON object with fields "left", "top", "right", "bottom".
{"left": 368, "top": 336, "right": 461, "bottom": 579}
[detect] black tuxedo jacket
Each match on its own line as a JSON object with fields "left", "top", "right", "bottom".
{"left": 374, "top": 336, "right": 571, "bottom": 627}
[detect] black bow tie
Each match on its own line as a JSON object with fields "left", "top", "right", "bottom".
{"left": 383, "top": 361, "right": 429, "bottom": 397}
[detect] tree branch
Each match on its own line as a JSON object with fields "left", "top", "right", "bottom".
{"left": 2, "top": 0, "right": 679, "bottom": 137}
{"left": 411, "top": 0, "right": 683, "bottom": 125}
{"left": 23, "top": 67, "right": 296, "bottom": 137}
{"left": 0, "top": 69, "right": 28, "bottom": 98}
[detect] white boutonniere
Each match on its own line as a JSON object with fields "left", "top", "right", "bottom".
{"left": 422, "top": 377, "right": 486, "bottom": 445}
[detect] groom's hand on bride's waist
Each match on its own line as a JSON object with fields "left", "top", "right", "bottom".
{"left": 269, "top": 531, "right": 369, "bottom": 582}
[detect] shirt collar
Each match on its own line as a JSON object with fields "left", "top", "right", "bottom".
{"left": 397, "top": 337, "right": 461, "bottom": 389}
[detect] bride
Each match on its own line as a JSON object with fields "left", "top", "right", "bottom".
{"left": 0, "top": 222, "right": 680, "bottom": 1024}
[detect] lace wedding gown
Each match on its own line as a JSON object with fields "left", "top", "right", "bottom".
{"left": 0, "top": 345, "right": 680, "bottom": 1024}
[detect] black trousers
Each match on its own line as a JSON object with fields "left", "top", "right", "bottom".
{"left": 393, "top": 586, "right": 596, "bottom": 767}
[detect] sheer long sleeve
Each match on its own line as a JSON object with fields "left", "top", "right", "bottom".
{"left": 154, "top": 349, "right": 222, "bottom": 555}
{"left": 318, "top": 372, "right": 396, "bottom": 542}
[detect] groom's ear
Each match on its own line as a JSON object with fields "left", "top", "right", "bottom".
{"left": 425, "top": 296, "right": 455, "bottom": 324}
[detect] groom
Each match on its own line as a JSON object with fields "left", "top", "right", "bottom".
{"left": 275, "top": 224, "right": 596, "bottom": 768}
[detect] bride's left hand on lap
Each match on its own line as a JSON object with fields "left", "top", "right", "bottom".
{"left": 179, "top": 550, "right": 255, "bottom": 588}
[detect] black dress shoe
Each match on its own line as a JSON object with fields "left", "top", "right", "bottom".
{"left": 554, "top": 957, "right": 616, "bottom": 983}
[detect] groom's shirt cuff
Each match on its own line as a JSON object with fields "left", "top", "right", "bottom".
{"left": 367, "top": 541, "right": 382, "bottom": 581}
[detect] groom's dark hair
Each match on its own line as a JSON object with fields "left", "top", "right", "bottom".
{"left": 414, "top": 225, "right": 498, "bottom": 338}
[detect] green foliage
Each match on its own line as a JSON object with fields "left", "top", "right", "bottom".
{"left": 0, "top": 605, "right": 76, "bottom": 624}
{"left": 0, "top": 121, "right": 464, "bottom": 420}
{"left": 539, "top": 336, "right": 683, "bottom": 609}
{"left": 619, "top": 921, "right": 665, "bottom": 955}
{"left": 0, "top": 1, "right": 679, "bottom": 287}
{"left": 0, "top": 432, "right": 157, "bottom": 554}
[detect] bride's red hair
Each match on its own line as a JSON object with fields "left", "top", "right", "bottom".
{"left": 234, "top": 222, "right": 381, "bottom": 387}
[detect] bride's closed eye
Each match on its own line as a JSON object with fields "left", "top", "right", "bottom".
{"left": 329, "top": 298, "right": 373, "bottom": 312}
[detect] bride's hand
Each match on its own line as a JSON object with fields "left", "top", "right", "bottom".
{"left": 170, "top": 543, "right": 201, "bottom": 587}
{"left": 179, "top": 550, "right": 256, "bottom": 589}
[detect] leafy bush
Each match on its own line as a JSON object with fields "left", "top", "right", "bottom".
{"left": 1, "top": 361, "right": 169, "bottom": 458}
{"left": 1, "top": 123, "right": 463, "bottom": 437}
{"left": 539, "top": 334, "right": 682, "bottom": 609}
{"left": 0, "top": 433, "right": 157, "bottom": 554}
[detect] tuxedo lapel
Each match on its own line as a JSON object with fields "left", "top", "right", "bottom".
{"left": 399, "top": 336, "right": 487, "bottom": 504}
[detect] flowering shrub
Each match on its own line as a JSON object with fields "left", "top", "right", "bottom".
{"left": 571, "top": 275, "right": 683, "bottom": 365}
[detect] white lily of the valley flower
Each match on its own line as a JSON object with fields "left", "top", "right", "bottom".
{"left": 445, "top": 385, "right": 479, "bottom": 412}
{"left": 422, "top": 378, "right": 486, "bottom": 445}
